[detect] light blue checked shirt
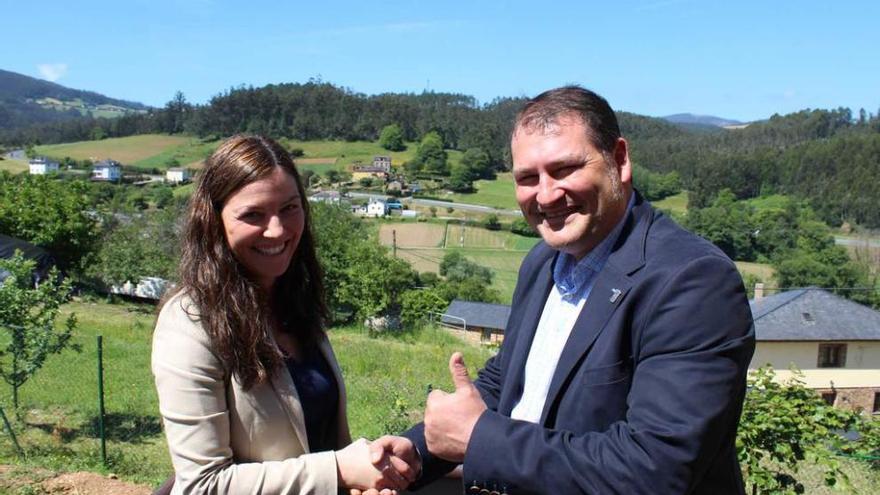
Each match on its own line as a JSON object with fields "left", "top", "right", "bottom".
{"left": 511, "top": 194, "right": 635, "bottom": 423}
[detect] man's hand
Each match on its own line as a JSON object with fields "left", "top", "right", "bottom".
{"left": 352, "top": 436, "right": 421, "bottom": 495}
{"left": 336, "top": 438, "right": 407, "bottom": 493}
{"left": 424, "top": 352, "right": 487, "bottom": 462}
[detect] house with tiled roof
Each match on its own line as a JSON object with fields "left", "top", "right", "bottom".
{"left": 440, "top": 299, "right": 511, "bottom": 345}
{"left": 749, "top": 286, "right": 880, "bottom": 414}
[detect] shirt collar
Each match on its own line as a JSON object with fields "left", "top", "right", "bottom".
{"left": 553, "top": 193, "right": 635, "bottom": 298}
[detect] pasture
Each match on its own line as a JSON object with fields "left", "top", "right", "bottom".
{"left": 0, "top": 157, "right": 29, "bottom": 174}
{"left": 0, "top": 298, "right": 493, "bottom": 490}
{"left": 448, "top": 173, "right": 519, "bottom": 210}
{"left": 377, "top": 222, "right": 537, "bottom": 302}
{"left": 35, "top": 135, "right": 194, "bottom": 167}
{"left": 652, "top": 190, "right": 689, "bottom": 215}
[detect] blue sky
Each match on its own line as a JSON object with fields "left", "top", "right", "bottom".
{"left": 5, "top": 0, "right": 878, "bottom": 122}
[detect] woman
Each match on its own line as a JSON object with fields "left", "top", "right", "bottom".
{"left": 152, "top": 135, "right": 411, "bottom": 494}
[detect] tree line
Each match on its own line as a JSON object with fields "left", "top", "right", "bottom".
{"left": 4, "top": 81, "right": 880, "bottom": 226}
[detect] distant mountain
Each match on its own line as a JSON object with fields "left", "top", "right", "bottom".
{"left": 0, "top": 68, "right": 148, "bottom": 130}
{"left": 662, "top": 113, "right": 744, "bottom": 128}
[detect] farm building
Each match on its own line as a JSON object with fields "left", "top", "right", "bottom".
{"left": 309, "top": 190, "right": 344, "bottom": 204}
{"left": 165, "top": 167, "right": 191, "bottom": 184}
{"left": 441, "top": 299, "right": 510, "bottom": 344}
{"left": 28, "top": 157, "right": 59, "bottom": 175}
{"left": 0, "top": 234, "right": 58, "bottom": 286}
{"left": 92, "top": 159, "right": 122, "bottom": 181}
{"left": 749, "top": 286, "right": 880, "bottom": 414}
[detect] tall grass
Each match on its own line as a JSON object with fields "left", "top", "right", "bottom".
{"left": 0, "top": 299, "right": 493, "bottom": 488}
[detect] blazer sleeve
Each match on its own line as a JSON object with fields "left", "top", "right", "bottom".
{"left": 151, "top": 296, "right": 339, "bottom": 494}
{"left": 461, "top": 255, "right": 755, "bottom": 494}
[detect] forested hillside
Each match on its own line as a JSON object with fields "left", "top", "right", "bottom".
{"left": 3, "top": 79, "right": 879, "bottom": 227}
{"left": 0, "top": 69, "right": 147, "bottom": 130}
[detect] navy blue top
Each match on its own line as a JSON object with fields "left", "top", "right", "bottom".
{"left": 286, "top": 348, "right": 339, "bottom": 452}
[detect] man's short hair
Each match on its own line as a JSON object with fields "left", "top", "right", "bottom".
{"left": 514, "top": 85, "right": 621, "bottom": 154}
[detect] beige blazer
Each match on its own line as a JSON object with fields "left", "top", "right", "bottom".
{"left": 152, "top": 292, "right": 352, "bottom": 494}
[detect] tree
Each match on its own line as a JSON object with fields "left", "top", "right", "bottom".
{"left": 311, "top": 203, "right": 417, "bottom": 324}
{"left": 413, "top": 131, "right": 448, "bottom": 175}
{"left": 483, "top": 214, "right": 501, "bottom": 231}
{"left": 400, "top": 288, "right": 448, "bottom": 328}
{"left": 379, "top": 124, "right": 406, "bottom": 151}
{"left": 738, "top": 366, "right": 860, "bottom": 494}
{"left": 89, "top": 205, "right": 183, "bottom": 288}
{"left": 684, "top": 189, "right": 756, "bottom": 261}
{"left": 0, "top": 174, "right": 100, "bottom": 274}
{"left": 0, "top": 253, "right": 77, "bottom": 408}
{"left": 447, "top": 162, "right": 475, "bottom": 192}
{"left": 460, "top": 147, "right": 494, "bottom": 180}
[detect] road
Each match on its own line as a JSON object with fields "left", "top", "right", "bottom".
{"left": 835, "top": 237, "right": 880, "bottom": 248}
{"left": 346, "top": 191, "right": 522, "bottom": 217}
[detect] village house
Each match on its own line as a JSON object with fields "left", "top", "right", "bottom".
{"left": 749, "top": 285, "right": 880, "bottom": 414}
{"left": 28, "top": 157, "right": 59, "bottom": 175}
{"left": 351, "top": 156, "right": 392, "bottom": 183}
{"left": 441, "top": 299, "right": 510, "bottom": 345}
{"left": 165, "top": 167, "right": 191, "bottom": 184}
{"left": 308, "top": 190, "right": 344, "bottom": 204}
{"left": 91, "top": 159, "right": 122, "bottom": 182}
{"left": 365, "top": 198, "right": 387, "bottom": 217}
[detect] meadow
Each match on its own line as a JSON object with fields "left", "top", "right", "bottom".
{"left": 447, "top": 173, "right": 518, "bottom": 210}
{"left": 0, "top": 157, "right": 28, "bottom": 174}
{"left": 377, "top": 221, "right": 538, "bottom": 303}
{"left": 0, "top": 299, "right": 877, "bottom": 494}
{"left": 0, "top": 298, "right": 493, "bottom": 490}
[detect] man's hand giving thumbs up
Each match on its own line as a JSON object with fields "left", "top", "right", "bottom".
{"left": 424, "top": 352, "right": 488, "bottom": 462}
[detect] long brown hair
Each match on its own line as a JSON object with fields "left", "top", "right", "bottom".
{"left": 169, "top": 134, "right": 328, "bottom": 389}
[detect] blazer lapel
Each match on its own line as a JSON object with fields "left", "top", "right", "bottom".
{"left": 268, "top": 359, "right": 311, "bottom": 453}
{"left": 538, "top": 195, "right": 653, "bottom": 424}
{"left": 317, "top": 336, "right": 352, "bottom": 447}
{"left": 539, "top": 270, "right": 631, "bottom": 424}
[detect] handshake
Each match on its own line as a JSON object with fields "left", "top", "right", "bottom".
{"left": 335, "top": 435, "right": 420, "bottom": 495}
{"left": 335, "top": 352, "right": 487, "bottom": 494}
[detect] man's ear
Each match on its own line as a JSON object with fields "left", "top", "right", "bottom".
{"left": 614, "top": 137, "right": 632, "bottom": 185}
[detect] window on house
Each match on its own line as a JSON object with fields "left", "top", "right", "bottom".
{"left": 817, "top": 343, "right": 847, "bottom": 368}
{"left": 821, "top": 391, "right": 837, "bottom": 406}
{"left": 873, "top": 392, "right": 880, "bottom": 414}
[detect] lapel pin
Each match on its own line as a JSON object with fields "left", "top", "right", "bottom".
{"left": 610, "top": 288, "right": 622, "bottom": 303}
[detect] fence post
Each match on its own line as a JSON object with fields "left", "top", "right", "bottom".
{"left": 96, "top": 335, "right": 107, "bottom": 467}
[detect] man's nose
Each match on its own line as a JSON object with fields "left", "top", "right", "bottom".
{"left": 536, "top": 175, "right": 564, "bottom": 206}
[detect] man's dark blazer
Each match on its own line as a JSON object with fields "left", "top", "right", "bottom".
{"left": 406, "top": 192, "right": 755, "bottom": 494}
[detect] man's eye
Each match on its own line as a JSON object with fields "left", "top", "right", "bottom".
{"left": 515, "top": 175, "right": 537, "bottom": 185}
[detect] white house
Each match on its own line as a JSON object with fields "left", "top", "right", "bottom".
{"left": 749, "top": 286, "right": 880, "bottom": 414}
{"left": 366, "top": 198, "right": 388, "bottom": 217}
{"left": 28, "top": 157, "right": 59, "bottom": 175}
{"left": 309, "top": 190, "right": 343, "bottom": 204}
{"left": 92, "top": 159, "right": 122, "bottom": 182}
{"left": 165, "top": 167, "right": 191, "bottom": 184}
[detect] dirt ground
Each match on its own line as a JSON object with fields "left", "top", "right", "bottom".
{"left": 0, "top": 465, "right": 151, "bottom": 494}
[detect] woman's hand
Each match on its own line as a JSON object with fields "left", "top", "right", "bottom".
{"left": 336, "top": 438, "right": 410, "bottom": 493}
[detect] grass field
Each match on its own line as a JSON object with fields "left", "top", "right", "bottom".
{"left": 652, "top": 191, "right": 689, "bottom": 215}
{"left": 0, "top": 158, "right": 29, "bottom": 174}
{"left": 2, "top": 299, "right": 877, "bottom": 494}
{"left": 735, "top": 261, "right": 776, "bottom": 285}
{"left": 0, "top": 298, "right": 493, "bottom": 489}
{"left": 377, "top": 222, "right": 537, "bottom": 302}
{"left": 35, "top": 135, "right": 194, "bottom": 167}
{"left": 448, "top": 173, "right": 518, "bottom": 210}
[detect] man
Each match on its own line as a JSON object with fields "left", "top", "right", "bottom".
{"left": 370, "top": 86, "right": 755, "bottom": 494}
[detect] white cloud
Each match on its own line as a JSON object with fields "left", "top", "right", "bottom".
{"left": 37, "top": 63, "right": 68, "bottom": 82}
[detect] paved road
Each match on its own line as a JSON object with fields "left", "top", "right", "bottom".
{"left": 346, "top": 191, "right": 522, "bottom": 217}
{"left": 835, "top": 237, "right": 880, "bottom": 248}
